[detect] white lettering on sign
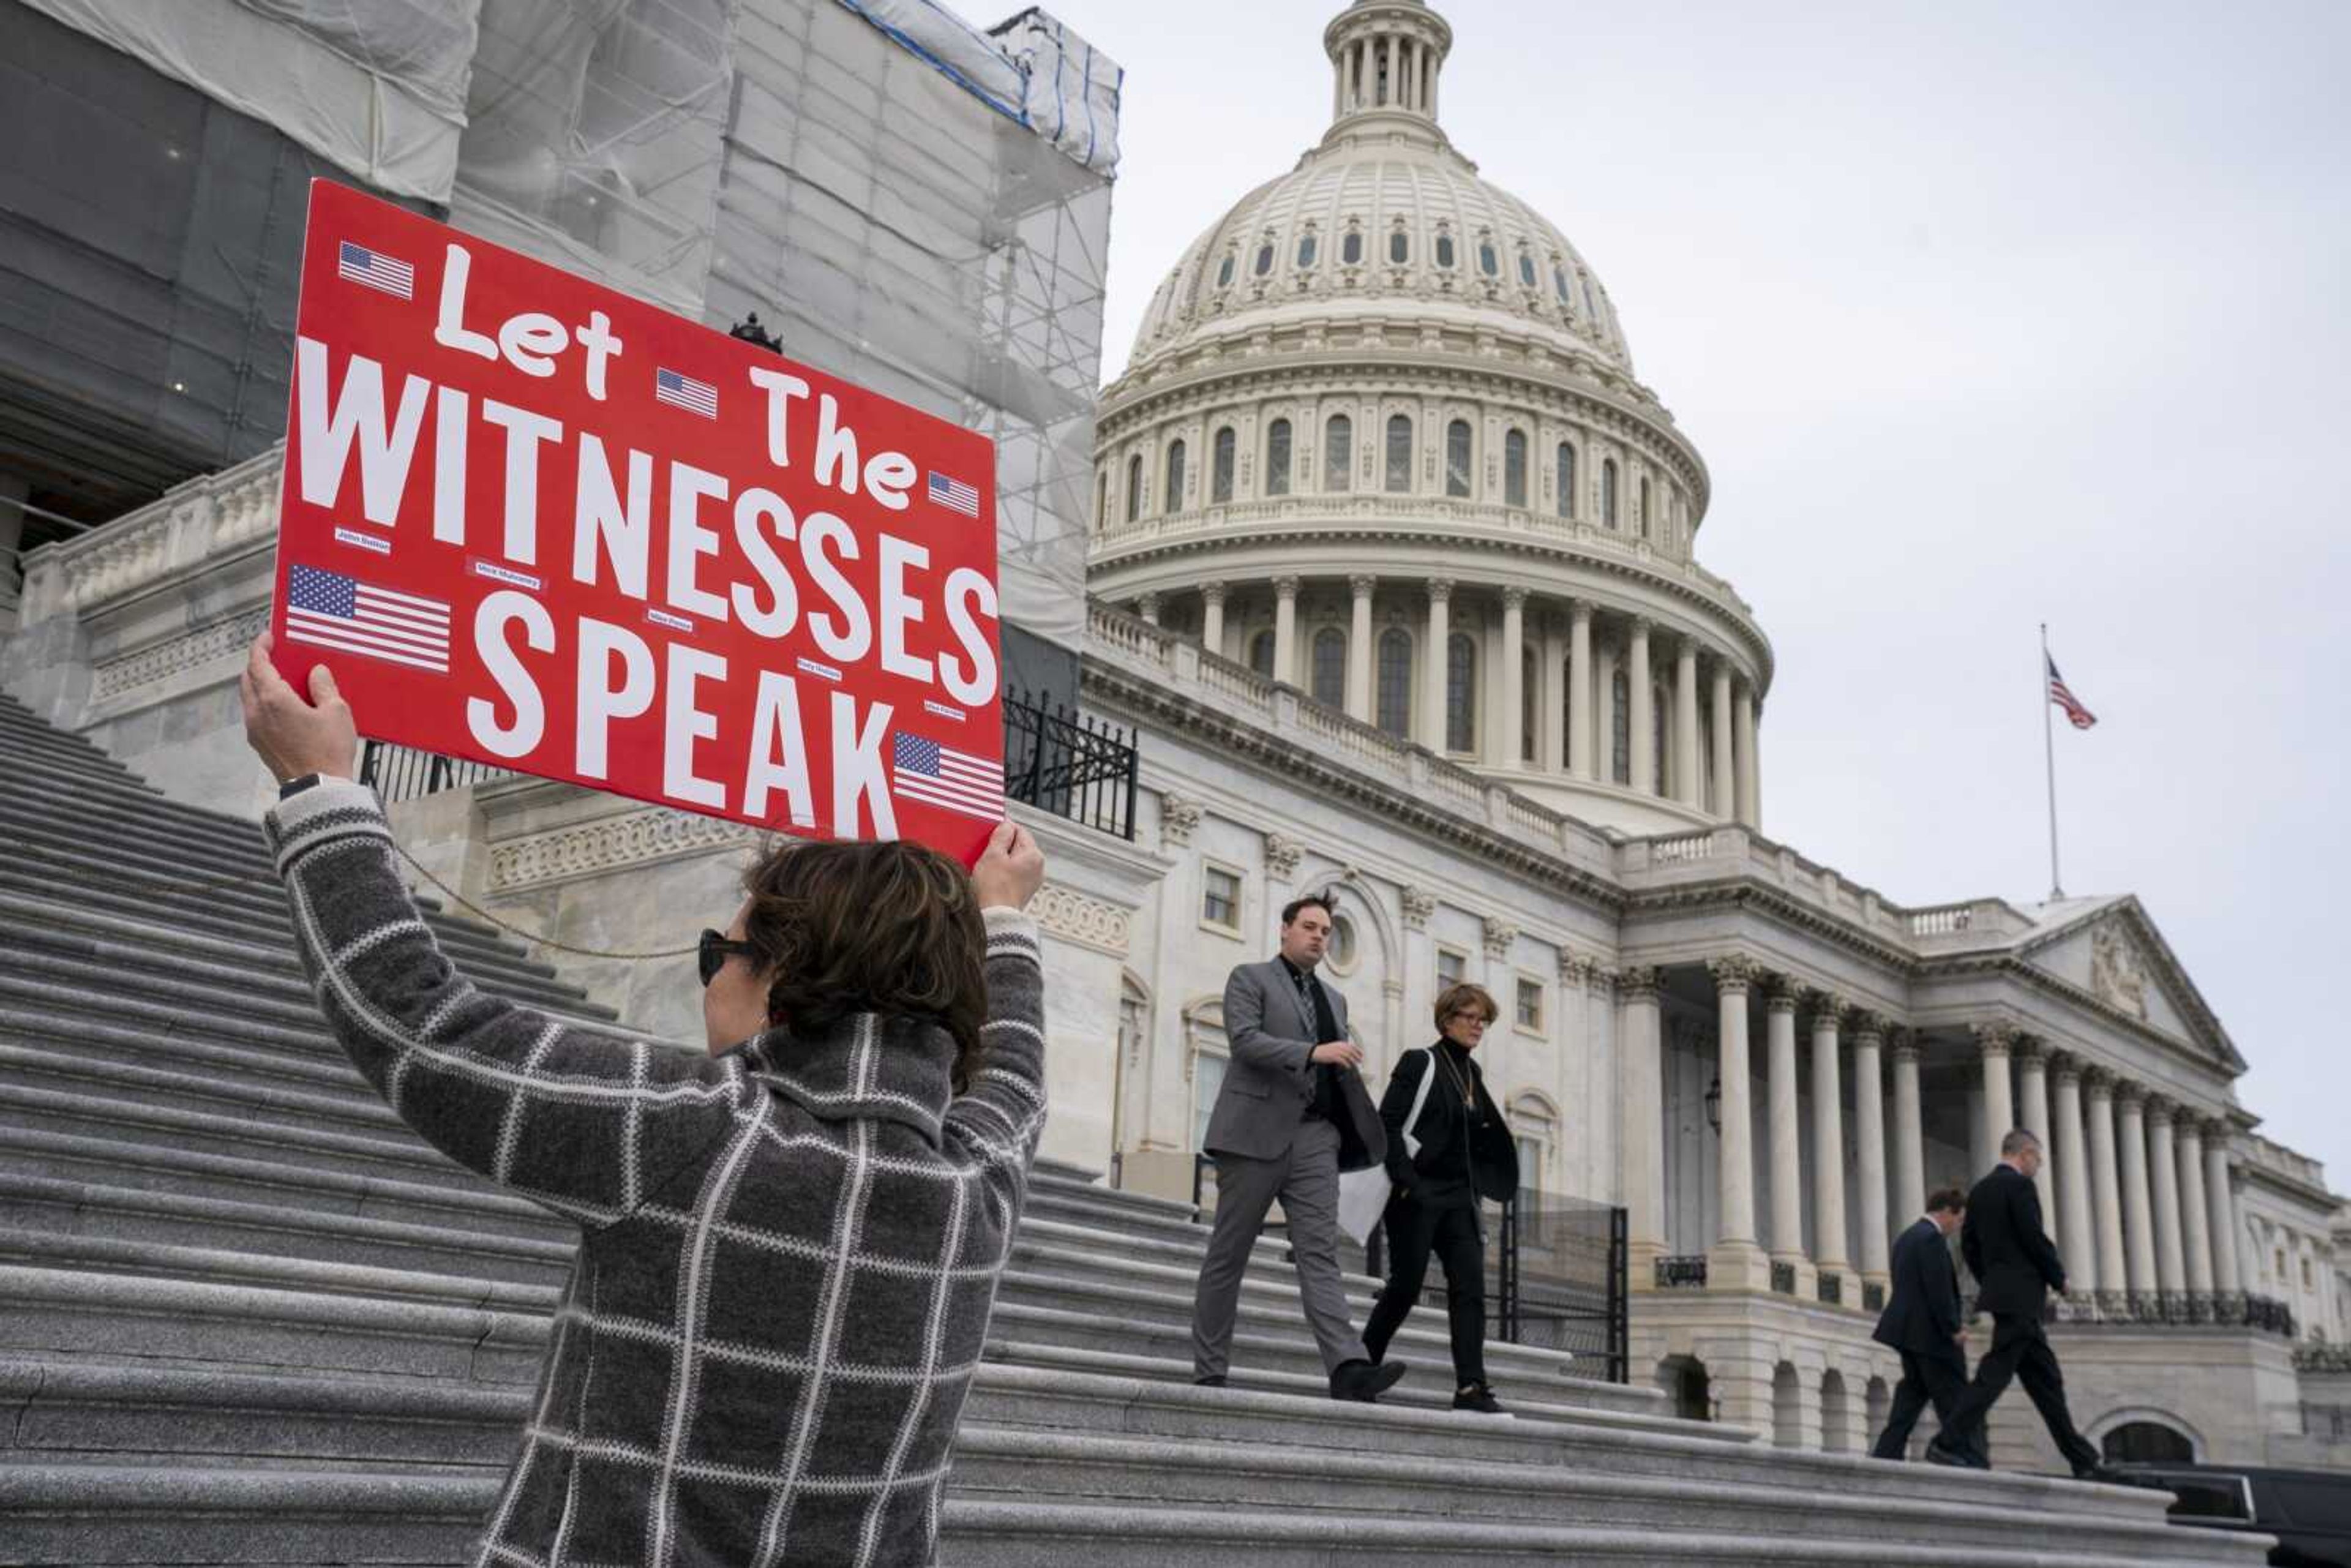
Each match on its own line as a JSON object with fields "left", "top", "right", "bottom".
{"left": 576, "top": 618, "right": 656, "bottom": 781}
{"left": 469, "top": 591, "right": 554, "bottom": 757}
{"left": 435, "top": 242, "right": 624, "bottom": 400}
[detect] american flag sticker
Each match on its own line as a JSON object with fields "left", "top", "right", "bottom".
{"left": 890, "top": 732, "right": 1002, "bottom": 823}
{"left": 284, "top": 564, "right": 451, "bottom": 674}
{"left": 927, "top": 471, "right": 980, "bottom": 518}
{"left": 656, "top": 367, "right": 718, "bottom": 418}
{"left": 337, "top": 241, "right": 414, "bottom": 300}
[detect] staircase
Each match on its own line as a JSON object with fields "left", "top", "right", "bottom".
{"left": 0, "top": 689, "right": 2262, "bottom": 1566}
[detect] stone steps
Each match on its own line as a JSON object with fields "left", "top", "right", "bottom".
{"left": 0, "top": 692, "right": 2264, "bottom": 1566}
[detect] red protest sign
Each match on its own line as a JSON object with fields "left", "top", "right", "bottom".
{"left": 271, "top": 181, "right": 1003, "bottom": 860}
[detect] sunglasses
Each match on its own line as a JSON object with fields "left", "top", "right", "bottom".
{"left": 698, "top": 929, "right": 758, "bottom": 987}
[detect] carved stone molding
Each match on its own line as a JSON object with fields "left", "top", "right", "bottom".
{"left": 1480, "top": 916, "right": 1517, "bottom": 958}
{"left": 1807, "top": 991, "right": 1846, "bottom": 1032}
{"left": 1617, "top": 964, "right": 1660, "bottom": 1003}
{"left": 92, "top": 607, "right": 271, "bottom": 705}
{"left": 1159, "top": 792, "right": 1203, "bottom": 847}
{"left": 1262, "top": 831, "right": 1303, "bottom": 880}
{"left": 1849, "top": 1011, "right": 1888, "bottom": 1043}
{"left": 2090, "top": 923, "right": 2151, "bottom": 1021}
{"left": 1400, "top": 885, "right": 1435, "bottom": 930}
{"left": 1030, "top": 883, "right": 1132, "bottom": 956}
{"left": 1558, "top": 949, "right": 1591, "bottom": 985}
{"left": 1707, "top": 954, "right": 1757, "bottom": 996}
{"left": 1765, "top": 981, "right": 1800, "bottom": 1015}
{"left": 490, "top": 806, "right": 752, "bottom": 892}
{"left": 1973, "top": 1022, "right": 2017, "bottom": 1058}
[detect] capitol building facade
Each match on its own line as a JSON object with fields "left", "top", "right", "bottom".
{"left": 1078, "top": 0, "right": 2350, "bottom": 1466}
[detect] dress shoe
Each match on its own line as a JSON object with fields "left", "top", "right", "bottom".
{"left": 1452, "top": 1382, "right": 1505, "bottom": 1414}
{"left": 1924, "top": 1438, "right": 1984, "bottom": 1470}
{"left": 1330, "top": 1357, "right": 1408, "bottom": 1403}
{"left": 2071, "top": 1461, "right": 2122, "bottom": 1484}
{"left": 1192, "top": 1374, "right": 1226, "bottom": 1388}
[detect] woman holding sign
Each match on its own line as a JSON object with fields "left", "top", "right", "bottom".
{"left": 1360, "top": 982, "right": 1520, "bottom": 1415}
{"left": 239, "top": 634, "right": 1046, "bottom": 1567}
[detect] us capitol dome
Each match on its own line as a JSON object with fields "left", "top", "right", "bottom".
{"left": 1089, "top": 0, "right": 1772, "bottom": 836}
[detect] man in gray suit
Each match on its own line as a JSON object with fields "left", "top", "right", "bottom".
{"left": 1190, "top": 892, "right": 1408, "bottom": 1402}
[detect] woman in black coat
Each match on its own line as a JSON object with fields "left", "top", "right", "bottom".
{"left": 1361, "top": 981, "right": 1520, "bottom": 1412}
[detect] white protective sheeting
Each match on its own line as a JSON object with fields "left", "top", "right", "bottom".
{"left": 833, "top": 0, "right": 1120, "bottom": 176}
{"left": 18, "top": 0, "right": 480, "bottom": 202}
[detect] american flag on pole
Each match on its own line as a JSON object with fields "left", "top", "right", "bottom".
{"left": 2047, "top": 655, "right": 2096, "bottom": 730}
{"left": 284, "top": 565, "right": 451, "bottom": 674}
{"left": 655, "top": 367, "right": 718, "bottom": 418}
{"left": 337, "top": 241, "right": 414, "bottom": 300}
{"left": 927, "top": 470, "right": 980, "bottom": 518}
{"left": 891, "top": 732, "right": 1002, "bottom": 822}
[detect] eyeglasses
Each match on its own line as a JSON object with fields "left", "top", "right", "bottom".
{"left": 698, "top": 929, "right": 758, "bottom": 987}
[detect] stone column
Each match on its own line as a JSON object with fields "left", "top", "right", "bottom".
{"left": 2117, "top": 1084, "right": 2159, "bottom": 1305}
{"left": 2087, "top": 1071, "right": 2128, "bottom": 1307}
{"left": 1499, "top": 587, "right": 1527, "bottom": 768}
{"left": 1973, "top": 1026, "right": 2014, "bottom": 1177}
{"left": 1708, "top": 959, "right": 1766, "bottom": 1286}
{"left": 1620, "top": 967, "right": 1668, "bottom": 1281}
{"left": 2015, "top": 1039, "right": 2053, "bottom": 1217}
{"left": 1200, "top": 580, "right": 1227, "bottom": 658}
{"left": 1539, "top": 613, "right": 1565, "bottom": 773}
{"left": 1766, "top": 985, "right": 1807, "bottom": 1278}
{"left": 1568, "top": 601, "right": 1595, "bottom": 779}
{"left": 1810, "top": 996, "right": 1852, "bottom": 1292}
{"left": 1136, "top": 592, "right": 1160, "bottom": 626}
{"left": 1272, "top": 576, "right": 1300, "bottom": 686}
{"left": 1709, "top": 660, "right": 1735, "bottom": 818}
{"left": 1734, "top": 681, "right": 1761, "bottom": 828}
{"left": 1889, "top": 1032, "right": 1925, "bottom": 1222}
{"left": 1344, "top": 575, "right": 1376, "bottom": 721}
{"left": 1674, "top": 638, "right": 1702, "bottom": 808}
{"left": 1851, "top": 1016, "right": 1891, "bottom": 1294}
{"left": 1628, "top": 619, "right": 1655, "bottom": 796}
{"left": 2051, "top": 1056, "right": 2098, "bottom": 1297}
{"left": 1421, "top": 579, "right": 1452, "bottom": 751}
{"left": 2177, "top": 1117, "right": 2215, "bottom": 1296}
{"left": 2203, "top": 1121, "right": 2241, "bottom": 1294}
{"left": 2148, "top": 1099, "right": 2186, "bottom": 1302}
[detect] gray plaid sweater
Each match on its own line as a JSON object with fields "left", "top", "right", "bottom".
{"left": 264, "top": 782, "right": 1048, "bottom": 1568}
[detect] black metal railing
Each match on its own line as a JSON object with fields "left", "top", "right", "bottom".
{"left": 2295, "top": 1343, "right": 2351, "bottom": 1375}
{"left": 1002, "top": 687, "right": 1138, "bottom": 841}
{"left": 360, "top": 740, "right": 512, "bottom": 803}
{"left": 1817, "top": 1272, "right": 1843, "bottom": 1307}
{"left": 2049, "top": 1289, "right": 2298, "bottom": 1337}
{"left": 1493, "top": 1192, "right": 1628, "bottom": 1381}
{"left": 1770, "top": 1260, "right": 1796, "bottom": 1296}
{"left": 1655, "top": 1255, "right": 1709, "bottom": 1289}
{"left": 2304, "top": 1404, "right": 2351, "bottom": 1444}
{"left": 359, "top": 688, "right": 1142, "bottom": 843}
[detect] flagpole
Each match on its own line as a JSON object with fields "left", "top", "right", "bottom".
{"left": 2041, "top": 622, "right": 2063, "bottom": 901}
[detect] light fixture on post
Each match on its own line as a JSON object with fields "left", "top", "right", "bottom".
{"left": 1704, "top": 1075, "right": 1722, "bottom": 1135}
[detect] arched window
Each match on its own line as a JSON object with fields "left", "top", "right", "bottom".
{"left": 1165, "top": 439, "right": 1187, "bottom": 512}
{"left": 1521, "top": 646, "right": 1537, "bottom": 762}
{"left": 1265, "top": 419, "right": 1292, "bottom": 497}
{"left": 1324, "top": 414, "right": 1352, "bottom": 492}
{"left": 1556, "top": 442, "right": 1577, "bottom": 519}
{"left": 1518, "top": 250, "right": 1537, "bottom": 288}
{"left": 1445, "top": 632, "right": 1477, "bottom": 752}
{"left": 1554, "top": 264, "right": 1572, "bottom": 306}
{"left": 1216, "top": 253, "right": 1234, "bottom": 288}
{"left": 1611, "top": 666, "right": 1630, "bottom": 784}
{"left": 1436, "top": 233, "right": 1456, "bottom": 269}
{"left": 1248, "top": 629, "right": 1275, "bottom": 678}
{"left": 1638, "top": 475, "right": 1651, "bottom": 538}
{"left": 2102, "top": 1422, "right": 2196, "bottom": 1465}
{"left": 1125, "top": 454, "right": 1143, "bottom": 521}
{"left": 1211, "top": 427, "right": 1235, "bottom": 503}
{"left": 1376, "top": 629, "right": 1412, "bottom": 737}
{"left": 1342, "top": 228, "right": 1363, "bottom": 266}
{"left": 1311, "top": 628, "right": 1346, "bottom": 707}
{"left": 1254, "top": 242, "right": 1274, "bottom": 277}
{"left": 1445, "top": 419, "right": 1472, "bottom": 497}
{"left": 1389, "top": 227, "right": 1409, "bottom": 264}
{"left": 1384, "top": 414, "right": 1412, "bottom": 493}
{"left": 1095, "top": 471, "right": 1108, "bottom": 532}
{"left": 1479, "top": 238, "right": 1499, "bottom": 276}
{"left": 1297, "top": 233, "right": 1318, "bottom": 268}
{"left": 1601, "top": 459, "right": 1619, "bottom": 528}
{"left": 1583, "top": 277, "right": 1599, "bottom": 318}
{"left": 1504, "top": 429, "right": 1528, "bottom": 507}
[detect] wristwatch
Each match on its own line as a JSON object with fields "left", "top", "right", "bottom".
{"left": 278, "top": 773, "right": 351, "bottom": 800}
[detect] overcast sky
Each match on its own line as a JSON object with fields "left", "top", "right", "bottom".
{"left": 1067, "top": 0, "right": 2351, "bottom": 1186}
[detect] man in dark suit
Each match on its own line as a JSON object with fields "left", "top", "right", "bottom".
{"left": 1869, "top": 1187, "right": 1970, "bottom": 1460}
{"left": 1189, "top": 891, "right": 1405, "bottom": 1402}
{"left": 1928, "top": 1129, "right": 2108, "bottom": 1478}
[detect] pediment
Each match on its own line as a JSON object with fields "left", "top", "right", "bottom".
{"left": 2019, "top": 900, "right": 2243, "bottom": 1071}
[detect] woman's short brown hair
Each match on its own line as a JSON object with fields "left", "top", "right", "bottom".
{"left": 738, "top": 837, "right": 988, "bottom": 1090}
{"left": 1433, "top": 981, "right": 1499, "bottom": 1031}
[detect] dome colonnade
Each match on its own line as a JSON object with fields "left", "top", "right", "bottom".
{"left": 1087, "top": 0, "right": 1769, "bottom": 835}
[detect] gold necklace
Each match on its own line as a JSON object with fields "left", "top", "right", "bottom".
{"left": 1436, "top": 1046, "right": 1480, "bottom": 1125}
